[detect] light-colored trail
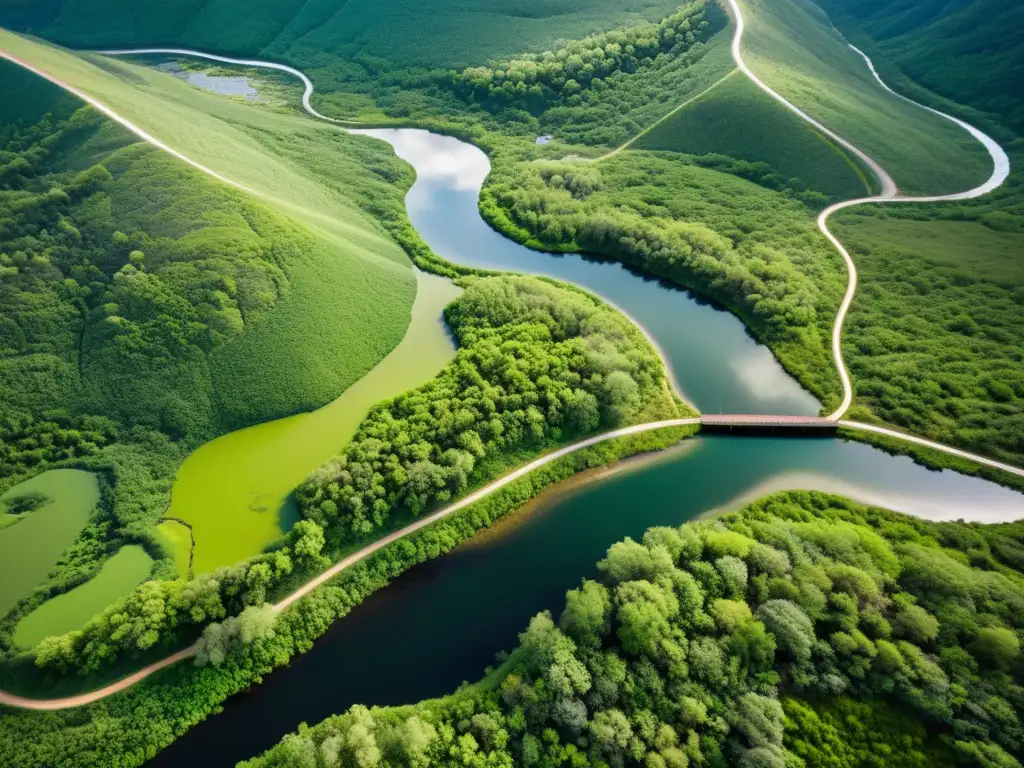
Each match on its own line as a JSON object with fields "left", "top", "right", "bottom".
{"left": 597, "top": 68, "right": 738, "bottom": 161}
{"left": 0, "top": 418, "right": 700, "bottom": 711}
{"left": 0, "top": 34, "right": 1020, "bottom": 712}
{"left": 94, "top": 47, "right": 364, "bottom": 125}
{"left": 839, "top": 421, "right": 1024, "bottom": 479}
{"left": 722, "top": 0, "right": 1010, "bottom": 420}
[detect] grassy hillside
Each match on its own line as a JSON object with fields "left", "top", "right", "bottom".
{"left": 738, "top": 0, "right": 992, "bottom": 195}
{"left": 243, "top": 490, "right": 1024, "bottom": 767}
{"left": 0, "top": 0, "right": 685, "bottom": 69}
{"left": 0, "top": 30, "right": 416, "bottom": 272}
{"left": 818, "top": 0, "right": 1024, "bottom": 134}
{"left": 632, "top": 69, "right": 871, "bottom": 198}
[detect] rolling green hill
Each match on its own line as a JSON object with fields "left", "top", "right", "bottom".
{"left": 818, "top": 0, "right": 1024, "bottom": 134}
{"left": 738, "top": 0, "right": 992, "bottom": 195}
{"left": 631, "top": 69, "right": 871, "bottom": 198}
{"left": 0, "top": 0, "right": 685, "bottom": 69}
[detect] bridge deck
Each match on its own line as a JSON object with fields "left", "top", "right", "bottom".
{"left": 701, "top": 414, "right": 837, "bottom": 428}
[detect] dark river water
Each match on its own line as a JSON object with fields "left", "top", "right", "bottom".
{"left": 152, "top": 129, "right": 1023, "bottom": 767}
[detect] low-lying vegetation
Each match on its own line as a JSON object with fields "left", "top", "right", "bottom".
{"left": 632, "top": 71, "right": 870, "bottom": 199}
{"left": 244, "top": 490, "right": 1024, "bottom": 768}
{"left": 738, "top": 0, "right": 992, "bottom": 195}
{"left": 835, "top": 151, "right": 1024, "bottom": 467}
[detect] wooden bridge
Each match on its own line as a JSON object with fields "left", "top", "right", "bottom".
{"left": 700, "top": 414, "right": 838, "bottom": 435}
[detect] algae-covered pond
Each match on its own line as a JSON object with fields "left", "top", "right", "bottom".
{"left": 0, "top": 469, "right": 100, "bottom": 617}
{"left": 14, "top": 545, "right": 154, "bottom": 648}
{"left": 164, "top": 271, "right": 461, "bottom": 574}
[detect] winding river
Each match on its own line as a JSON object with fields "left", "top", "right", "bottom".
{"left": 148, "top": 125, "right": 1024, "bottom": 766}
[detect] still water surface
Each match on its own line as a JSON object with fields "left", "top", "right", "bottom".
{"left": 152, "top": 129, "right": 1023, "bottom": 766}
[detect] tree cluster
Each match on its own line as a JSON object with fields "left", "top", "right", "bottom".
{"left": 298, "top": 275, "right": 676, "bottom": 541}
{"left": 246, "top": 491, "right": 1024, "bottom": 768}
{"left": 446, "top": 2, "right": 715, "bottom": 115}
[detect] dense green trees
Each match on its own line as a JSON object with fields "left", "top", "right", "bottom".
{"left": 447, "top": 2, "right": 719, "bottom": 117}
{"left": 299, "top": 275, "right": 682, "bottom": 541}
{"left": 0, "top": 426, "right": 694, "bottom": 768}
{"left": 244, "top": 491, "right": 1024, "bottom": 768}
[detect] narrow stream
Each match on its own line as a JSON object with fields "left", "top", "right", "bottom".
{"left": 152, "top": 128, "right": 1023, "bottom": 767}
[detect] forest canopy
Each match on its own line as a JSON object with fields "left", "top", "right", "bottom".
{"left": 244, "top": 491, "right": 1024, "bottom": 768}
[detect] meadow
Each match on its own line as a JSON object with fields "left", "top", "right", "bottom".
{"left": 631, "top": 69, "right": 871, "bottom": 199}
{"left": 737, "top": 0, "right": 992, "bottom": 195}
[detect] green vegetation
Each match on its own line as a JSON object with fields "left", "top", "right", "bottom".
{"left": 0, "top": 73, "right": 418, "bottom": 587}
{"left": 18, "top": 274, "right": 685, "bottom": 676}
{"left": 0, "top": 0, "right": 688, "bottom": 70}
{"left": 244, "top": 490, "right": 1024, "bottom": 768}
{"left": 0, "top": 426, "right": 696, "bottom": 768}
{"left": 168, "top": 271, "right": 460, "bottom": 575}
{"left": 301, "top": 275, "right": 685, "bottom": 541}
{"left": 481, "top": 147, "right": 844, "bottom": 407}
{"left": 836, "top": 212, "right": 1024, "bottom": 467}
{"left": 737, "top": 0, "right": 991, "bottom": 195}
{"left": 440, "top": 1, "right": 733, "bottom": 147}
{"left": 782, "top": 696, "right": 953, "bottom": 767}
{"left": 820, "top": 0, "right": 1024, "bottom": 135}
{"left": 0, "top": 470, "right": 100, "bottom": 616}
{"left": 14, "top": 545, "right": 153, "bottom": 648}
{"left": 632, "top": 71, "right": 870, "bottom": 199}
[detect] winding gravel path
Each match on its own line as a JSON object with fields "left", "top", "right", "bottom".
{"left": 722, "top": 0, "right": 1010, "bottom": 419}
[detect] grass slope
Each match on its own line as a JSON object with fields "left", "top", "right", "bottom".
{"left": 632, "top": 69, "right": 870, "bottom": 199}
{"left": 738, "top": 0, "right": 992, "bottom": 195}
{"left": 0, "top": 48, "right": 425, "bottom": 640}
{"left": 0, "top": 31, "right": 415, "bottom": 273}
{"left": 819, "top": 0, "right": 1024, "bottom": 134}
{"left": 1, "top": 0, "right": 686, "bottom": 69}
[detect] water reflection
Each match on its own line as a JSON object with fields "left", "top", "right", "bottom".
{"left": 153, "top": 435, "right": 1022, "bottom": 767}
{"left": 353, "top": 128, "right": 821, "bottom": 417}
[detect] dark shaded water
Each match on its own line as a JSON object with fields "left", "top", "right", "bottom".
{"left": 152, "top": 130, "right": 1023, "bottom": 767}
